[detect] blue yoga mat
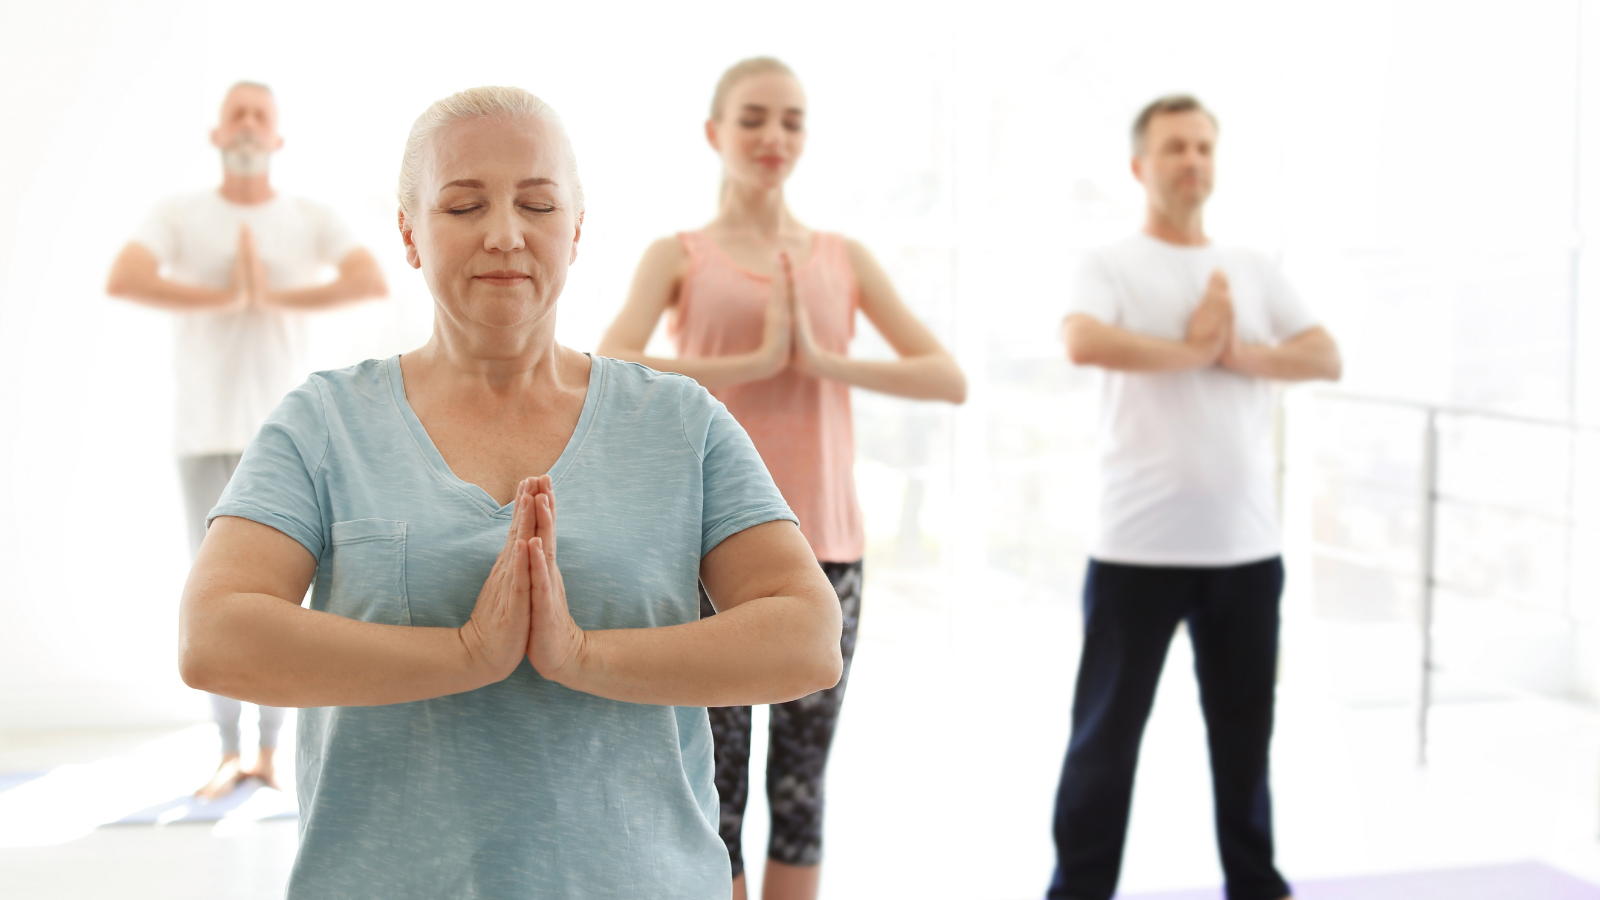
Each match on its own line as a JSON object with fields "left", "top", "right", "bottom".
{"left": 108, "top": 777, "right": 296, "bottom": 825}
{"left": 0, "top": 772, "right": 47, "bottom": 793}
{"left": 1124, "top": 862, "right": 1599, "bottom": 900}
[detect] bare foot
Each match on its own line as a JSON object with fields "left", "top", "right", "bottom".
{"left": 242, "top": 746, "right": 280, "bottom": 791}
{"left": 194, "top": 753, "right": 245, "bottom": 801}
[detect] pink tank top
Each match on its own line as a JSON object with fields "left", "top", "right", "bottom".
{"left": 670, "top": 230, "right": 864, "bottom": 562}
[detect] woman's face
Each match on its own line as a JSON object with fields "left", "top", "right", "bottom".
{"left": 402, "top": 114, "right": 582, "bottom": 333}
{"left": 707, "top": 72, "right": 806, "bottom": 192}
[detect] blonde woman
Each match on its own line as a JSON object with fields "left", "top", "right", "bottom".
{"left": 599, "top": 58, "right": 966, "bottom": 900}
{"left": 179, "top": 86, "right": 842, "bottom": 899}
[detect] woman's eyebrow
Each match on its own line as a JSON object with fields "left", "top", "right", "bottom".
{"left": 439, "top": 177, "right": 558, "bottom": 190}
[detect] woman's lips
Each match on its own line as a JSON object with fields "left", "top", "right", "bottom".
{"left": 757, "top": 157, "right": 785, "bottom": 169}
{"left": 474, "top": 271, "right": 530, "bottom": 285}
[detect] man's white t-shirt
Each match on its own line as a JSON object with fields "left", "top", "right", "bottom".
{"left": 132, "top": 190, "right": 358, "bottom": 457}
{"left": 1068, "top": 233, "right": 1319, "bottom": 567}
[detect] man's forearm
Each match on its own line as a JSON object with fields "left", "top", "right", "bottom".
{"left": 259, "top": 251, "right": 388, "bottom": 311}
{"left": 108, "top": 274, "right": 233, "bottom": 311}
{"left": 260, "top": 278, "right": 382, "bottom": 311}
{"left": 1063, "top": 315, "right": 1210, "bottom": 372}
{"left": 1228, "top": 327, "right": 1342, "bottom": 382}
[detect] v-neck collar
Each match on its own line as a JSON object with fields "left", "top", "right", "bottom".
{"left": 384, "top": 353, "right": 603, "bottom": 517}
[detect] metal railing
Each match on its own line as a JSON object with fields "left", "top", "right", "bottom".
{"left": 1306, "top": 391, "right": 1598, "bottom": 765}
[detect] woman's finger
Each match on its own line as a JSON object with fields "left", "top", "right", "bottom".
{"left": 528, "top": 536, "right": 550, "bottom": 606}
{"left": 534, "top": 492, "right": 557, "bottom": 562}
{"left": 511, "top": 536, "right": 530, "bottom": 601}
{"left": 514, "top": 478, "right": 536, "bottom": 544}
{"left": 500, "top": 481, "right": 525, "bottom": 558}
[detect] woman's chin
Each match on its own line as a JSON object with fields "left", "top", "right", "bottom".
{"left": 454, "top": 299, "right": 553, "bottom": 331}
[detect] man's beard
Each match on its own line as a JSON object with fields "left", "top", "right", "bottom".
{"left": 221, "top": 135, "right": 272, "bottom": 176}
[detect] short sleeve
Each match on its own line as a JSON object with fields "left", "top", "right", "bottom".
{"left": 306, "top": 200, "right": 360, "bottom": 267}
{"left": 209, "top": 378, "right": 331, "bottom": 560}
{"left": 130, "top": 198, "right": 179, "bottom": 264}
{"left": 681, "top": 386, "right": 798, "bottom": 558}
{"left": 1263, "top": 261, "right": 1319, "bottom": 342}
{"left": 1066, "top": 252, "right": 1120, "bottom": 324}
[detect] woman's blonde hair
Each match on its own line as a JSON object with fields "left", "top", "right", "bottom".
{"left": 397, "top": 86, "right": 583, "bottom": 217}
{"left": 709, "top": 56, "right": 797, "bottom": 121}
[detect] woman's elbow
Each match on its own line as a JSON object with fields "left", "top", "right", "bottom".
{"left": 178, "top": 641, "right": 221, "bottom": 693}
{"left": 808, "top": 642, "right": 844, "bottom": 694}
{"left": 945, "top": 366, "right": 969, "bottom": 404}
{"left": 795, "top": 596, "right": 844, "bottom": 694}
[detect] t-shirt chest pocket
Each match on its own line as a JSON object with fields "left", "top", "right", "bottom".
{"left": 327, "top": 519, "right": 412, "bottom": 626}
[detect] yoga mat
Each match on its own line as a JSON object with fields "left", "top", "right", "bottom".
{"left": 0, "top": 772, "right": 47, "bottom": 793}
{"left": 1123, "top": 861, "right": 1599, "bottom": 900}
{"left": 108, "top": 777, "right": 296, "bottom": 826}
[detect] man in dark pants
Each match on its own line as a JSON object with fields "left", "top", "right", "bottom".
{"left": 1050, "top": 95, "right": 1342, "bottom": 900}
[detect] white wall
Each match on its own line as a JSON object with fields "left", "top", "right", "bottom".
{"left": 1, "top": 0, "right": 1594, "bottom": 729}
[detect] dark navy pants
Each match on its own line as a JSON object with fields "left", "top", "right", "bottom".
{"left": 1048, "top": 558, "right": 1290, "bottom": 900}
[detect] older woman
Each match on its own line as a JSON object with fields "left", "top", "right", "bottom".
{"left": 178, "top": 86, "right": 842, "bottom": 900}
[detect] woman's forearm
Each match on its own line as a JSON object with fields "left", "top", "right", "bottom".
{"left": 558, "top": 592, "right": 843, "bottom": 707}
{"left": 810, "top": 351, "right": 967, "bottom": 402}
{"left": 597, "top": 347, "right": 777, "bottom": 390}
{"left": 179, "top": 591, "right": 490, "bottom": 708}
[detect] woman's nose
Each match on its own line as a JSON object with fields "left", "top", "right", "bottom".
{"left": 483, "top": 205, "right": 526, "bottom": 253}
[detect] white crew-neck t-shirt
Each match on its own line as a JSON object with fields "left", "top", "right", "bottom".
{"left": 132, "top": 190, "right": 358, "bottom": 457}
{"left": 1067, "top": 233, "right": 1319, "bottom": 567}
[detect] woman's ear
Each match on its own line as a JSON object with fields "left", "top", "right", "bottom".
{"left": 398, "top": 209, "right": 422, "bottom": 270}
{"left": 704, "top": 119, "right": 720, "bottom": 152}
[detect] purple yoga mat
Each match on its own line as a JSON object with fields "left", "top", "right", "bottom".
{"left": 1122, "top": 862, "right": 1599, "bottom": 900}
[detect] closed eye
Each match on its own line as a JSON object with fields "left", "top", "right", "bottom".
{"left": 445, "top": 205, "right": 482, "bottom": 215}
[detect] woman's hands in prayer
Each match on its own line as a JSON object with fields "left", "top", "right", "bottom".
{"left": 758, "top": 249, "right": 829, "bottom": 379}
{"left": 458, "top": 477, "right": 539, "bottom": 681}
{"left": 524, "top": 475, "right": 586, "bottom": 682}
{"left": 752, "top": 252, "right": 795, "bottom": 379}
{"left": 457, "top": 475, "right": 586, "bottom": 687}
{"left": 786, "top": 252, "right": 826, "bottom": 377}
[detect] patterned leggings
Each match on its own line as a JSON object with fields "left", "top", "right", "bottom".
{"left": 699, "top": 560, "right": 862, "bottom": 878}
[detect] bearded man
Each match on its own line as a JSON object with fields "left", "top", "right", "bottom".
{"left": 107, "top": 81, "right": 387, "bottom": 799}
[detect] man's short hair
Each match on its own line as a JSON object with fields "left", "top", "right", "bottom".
{"left": 1131, "top": 94, "right": 1217, "bottom": 155}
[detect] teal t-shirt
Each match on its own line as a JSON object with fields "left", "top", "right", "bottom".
{"left": 210, "top": 354, "right": 796, "bottom": 899}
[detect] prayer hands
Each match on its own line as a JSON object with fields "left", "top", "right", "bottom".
{"left": 1220, "top": 332, "right": 1267, "bottom": 377}
{"left": 524, "top": 474, "right": 585, "bottom": 682}
{"left": 457, "top": 475, "right": 586, "bottom": 686}
{"left": 1186, "top": 269, "right": 1234, "bottom": 366}
{"left": 227, "top": 225, "right": 273, "bottom": 309}
{"left": 754, "top": 252, "right": 795, "bottom": 379}
{"left": 786, "top": 252, "right": 824, "bottom": 376}
{"left": 458, "top": 477, "right": 539, "bottom": 681}
{"left": 753, "top": 249, "right": 827, "bottom": 379}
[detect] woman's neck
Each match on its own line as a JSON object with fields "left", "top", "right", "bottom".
{"left": 412, "top": 308, "right": 575, "bottom": 397}
{"left": 715, "top": 181, "right": 800, "bottom": 239}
